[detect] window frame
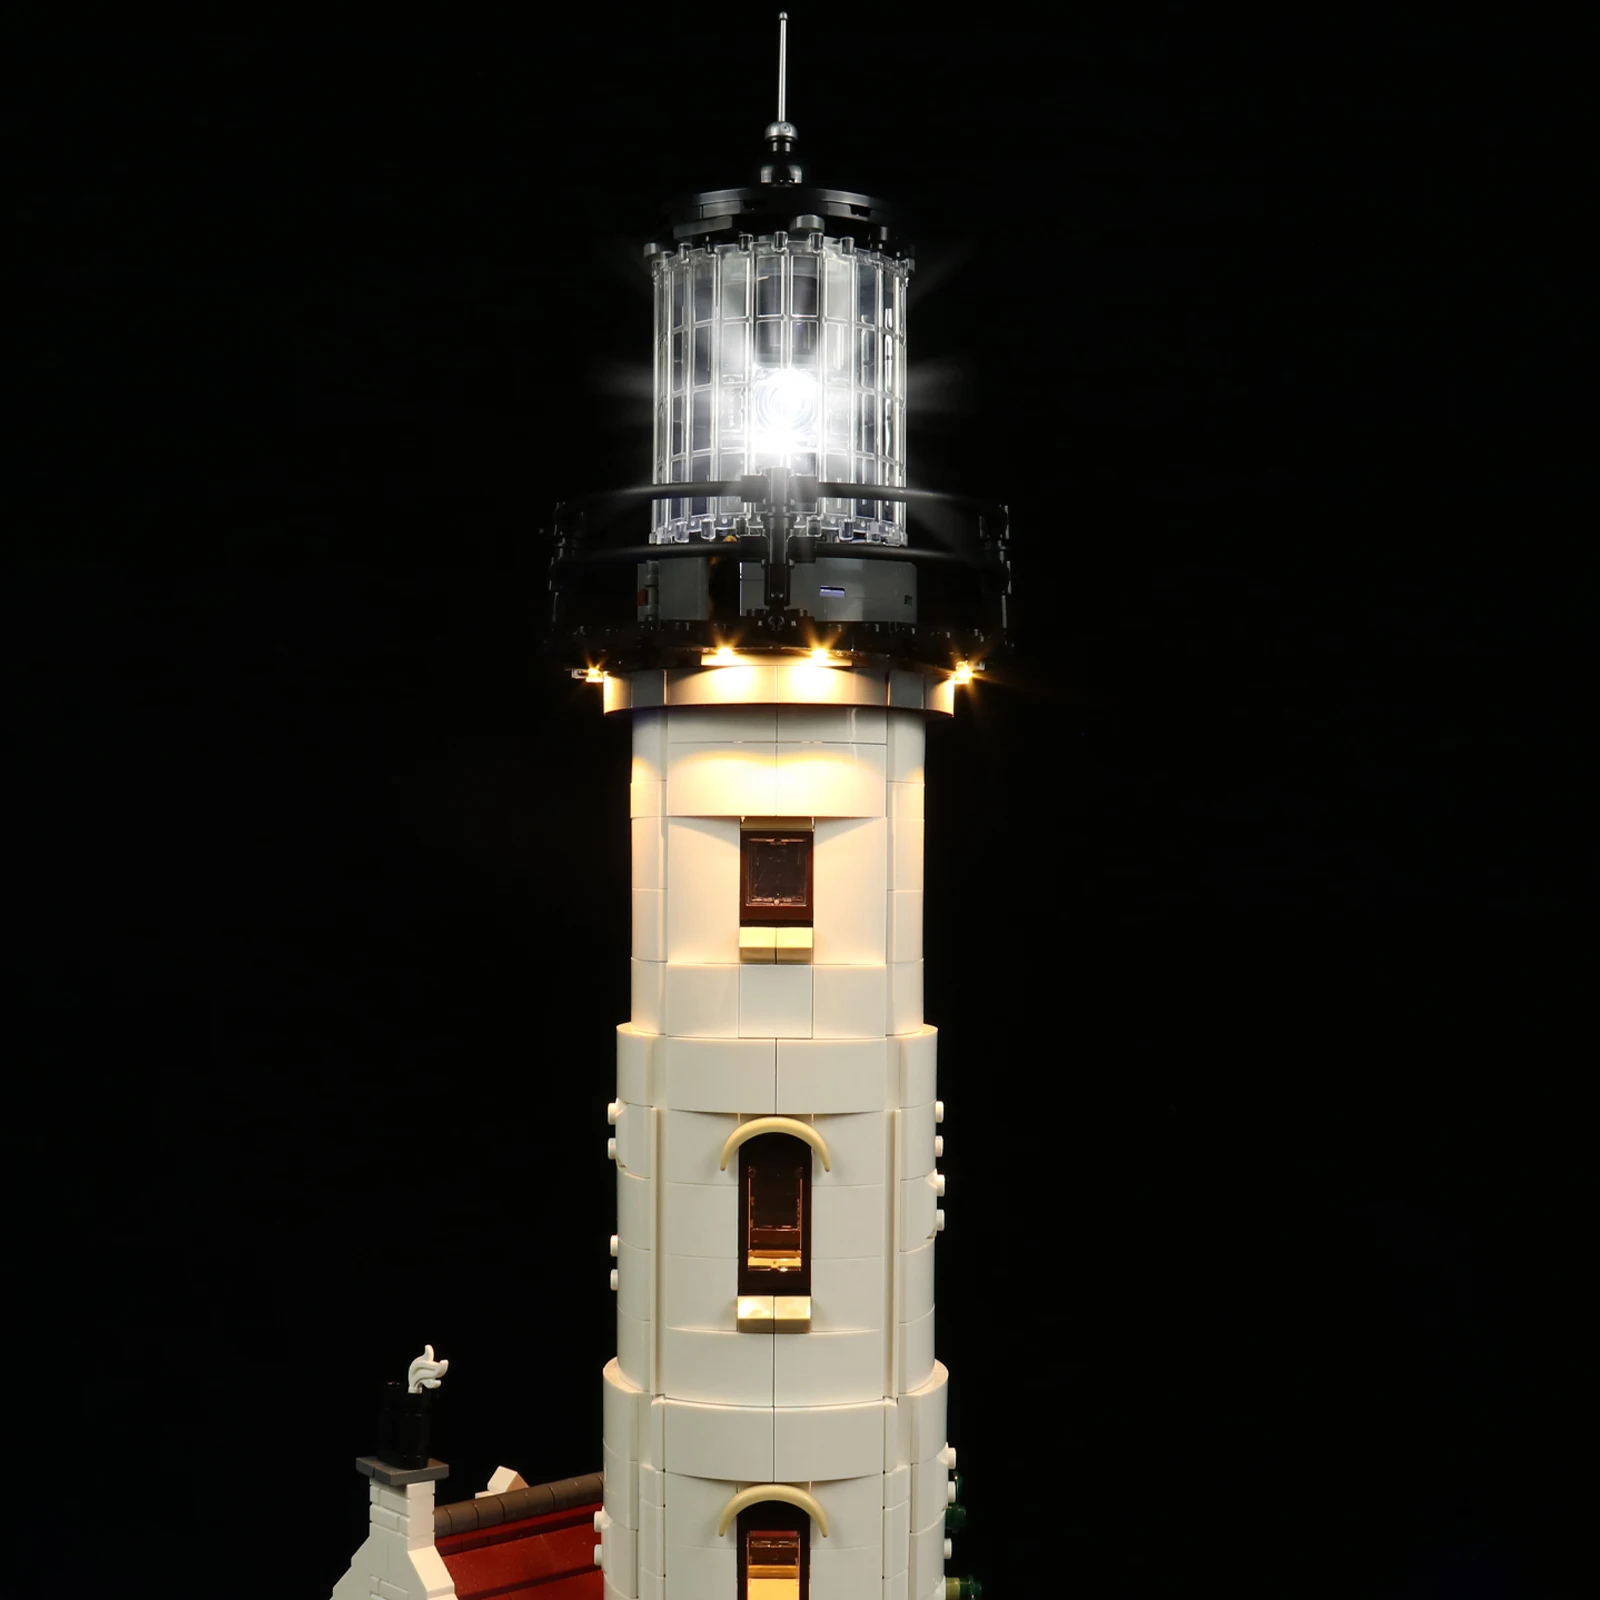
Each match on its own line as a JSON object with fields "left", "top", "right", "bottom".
{"left": 736, "top": 1500, "right": 810, "bottom": 1600}
{"left": 737, "top": 1131, "right": 813, "bottom": 1298}
{"left": 739, "top": 827, "right": 815, "bottom": 926}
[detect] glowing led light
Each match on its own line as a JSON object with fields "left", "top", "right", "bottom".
{"left": 584, "top": 666, "right": 605, "bottom": 684}
{"left": 706, "top": 646, "right": 740, "bottom": 666}
{"left": 750, "top": 366, "right": 819, "bottom": 455}
{"left": 952, "top": 661, "right": 974, "bottom": 685}
{"left": 810, "top": 647, "right": 833, "bottom": 664}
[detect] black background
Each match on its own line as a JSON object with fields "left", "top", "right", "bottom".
{"left": 9, "top": 17, "right": 1587, "bottom": 1599}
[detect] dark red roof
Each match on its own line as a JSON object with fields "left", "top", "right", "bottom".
{"left": 436, "top": 1499, "right": 606, "bottom": 1600}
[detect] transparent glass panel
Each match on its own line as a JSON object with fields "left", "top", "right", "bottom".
{"left": 790, "top": 319, "right": 817, "bottom": 368}
{"left": 672, "top": 269, "right": 686, "bottom": 330}
{"left": 825, "top": 253, "right": 852, "bottom": 320}
{"left": 693, "top": 324, "right": 712, "bottom": 387}
{"left": 671, "top": 330, "right": 685, "bottom": 393}
{"left": 883, "top": 271, "right": 897, "bottom": 332}
{"left": 825, "top": 321, "right": 851, "bottom": 383}
{"left": 792, "top": 449, "right": 817, "bottom": 476}
{"left": 825, "top": 390, "right": 852, "bottom": 446}
{"left": 755, "top": 254, "right": 783, "bottom": 318}
{"left": 858, "top": 393, "right": 878, "bottom": 454}
{"left": 755, "top": 320, "right": 783, "bottom": 363}
{"left": 671, "top": 394, "right": 685, "bottom": 456}
{"left": 692, "top": 389, "right": 711, "bottom": 451}
{"left": 719, "top": 386, "right": 746, "bottom": 439}
{"left": 882, "top": 332, "right": 893, "bottom": 400}
{"left": 858, "top": 327, "right": 879, "bottom": 391}
{"left": 856, "top": 453, "right": 879, "bottom": 518}
{"left": 791, "top": 254, "right": 818, "bottom": 317}
{"left": 825, "top": 450, "right": 849, "bottom": 483}
{"left": 693, "top": 256, "right": 715, "bottom": 322}
{"left": 857, "top": 261, "right": 878, "bottom": 324}
{"left": 722, "top": 321, "right": 748, "bottom": 379}
{"left": 721, "top": 250, "right": 749, "bottom": 319}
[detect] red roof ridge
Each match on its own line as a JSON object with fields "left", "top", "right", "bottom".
{"left": 434, "top": 1471, "right": 603, "bottom": 1539}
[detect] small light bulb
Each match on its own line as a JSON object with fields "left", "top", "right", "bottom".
{"left": 953, "top": 661, "right": 974, "bottom": 685}
{"left": 711, "top": 646, "right": 738, "bottom": 665}
{"left": 584, "top": 666, "right": 605, "bottom": 684}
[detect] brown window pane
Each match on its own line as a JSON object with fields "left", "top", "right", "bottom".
{"left": 741, "top": 833, "right": 813, "bottom": 924}
{"left": 738, "top": 1503, "right": 809, "bottom": 1600}
{"left": 739, "top": 1133, "right": 811, "bottom": 1296}
{"left": 746, "top": 1531, "right": 801, "bottom": 1598}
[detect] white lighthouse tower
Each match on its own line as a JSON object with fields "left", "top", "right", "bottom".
{"left": 552, "top": 19, "right": 1009, "bottom": 1599}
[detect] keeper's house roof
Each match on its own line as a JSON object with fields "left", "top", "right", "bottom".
{"left": 435, "top": 1472, "right": 605, "bottom": 1599}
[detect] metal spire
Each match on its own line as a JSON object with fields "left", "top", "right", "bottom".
{"left": 777, "top": 11, "right": 788, "bottom": 124}
{"left": 764, "top": 10, "right": 798, "bottom": 162}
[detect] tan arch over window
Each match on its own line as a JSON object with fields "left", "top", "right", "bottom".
{"left": 720, "top": 1117, "right": 832, "bottom": 1173}
{"left": 717, "top": 1484, "right": 829, "bottom": 1539}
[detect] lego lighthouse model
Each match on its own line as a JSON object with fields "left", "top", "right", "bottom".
{"left": 554, "top": 17, "right": 1010, "bottom": 1598}
{"left": 330, "top": 15, "right": 1008, "bottom": 1599}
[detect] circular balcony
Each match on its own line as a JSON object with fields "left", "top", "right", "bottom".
{"left": 546, "top": 472, "right": 1014, "bottom": 675}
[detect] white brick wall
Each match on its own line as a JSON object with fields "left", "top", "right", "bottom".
{"left": 330, "top": 1479, "right": 456, "bottom": 1600}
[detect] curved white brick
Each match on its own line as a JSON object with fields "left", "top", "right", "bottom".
{"left": 616, "top": 1024, "right": 655, "bottom": 1105}
{"left": 898, "top": 1100, "right": 937, "bottom": 1177}
{"left": 658, "top": 1037, "right": 775, "bottom": 1114}
{"left": 776, "top": 1037, "right": 894, "bottom": 1113}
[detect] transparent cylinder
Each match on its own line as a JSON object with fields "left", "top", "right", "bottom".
{"left": 649, "top": 233, "right": 909, "bottom": 544}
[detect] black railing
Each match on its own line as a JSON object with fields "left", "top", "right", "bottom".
{"left": 551, "top": 480, "right": 1007, "bottom": 568}
{"left": 546, "top": 474, "right": 1013, "bottom": 670}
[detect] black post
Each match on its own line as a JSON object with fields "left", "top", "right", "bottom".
{"left": 375, "top": 1381, "right": 434, "bottom": 1471}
